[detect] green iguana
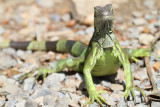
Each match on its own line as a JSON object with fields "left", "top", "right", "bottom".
{"left": 0, "top": 4, "right": 151, "bottom": 106}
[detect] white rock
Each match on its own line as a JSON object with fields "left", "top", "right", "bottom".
{"left": 132, "top": 11, "right": 143, "bottom": 18}
{"left": 36, "top": 0, "right": 54, "bottom": 8}
{"left": 132, "top": 18, "right": 147, "bottom": 26}
{"left": 138, "top": 33, "right": 154, "bottom": 45}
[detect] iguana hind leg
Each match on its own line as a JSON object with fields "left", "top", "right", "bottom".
{"left": 19, "top": 57, "right": 84, "bottom": 81}
{"left": 36, "top": 57, "right": 85, "bottom": 79}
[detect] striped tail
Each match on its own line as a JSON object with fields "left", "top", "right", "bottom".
{"left": 0, "top": 40, "right": 87, "bottom": 57}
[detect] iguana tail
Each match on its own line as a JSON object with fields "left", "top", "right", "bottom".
{"left": 0, "top": 40, "right": 87, "bottom": 57}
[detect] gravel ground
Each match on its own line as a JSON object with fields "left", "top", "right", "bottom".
{"left": 0, "top": 0, "right": 160, "bottom": 107}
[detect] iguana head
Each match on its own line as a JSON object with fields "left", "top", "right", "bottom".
{"left": 92, "top": 4, "right": 115, "bottom": 48}
{"left": 94, "top": 4, "right": 114, "bottom": 22}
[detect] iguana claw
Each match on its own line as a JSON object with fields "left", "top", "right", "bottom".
{"left": 35, "top": 68, "right": 54, "bottom": 81}
{"left": 123, "top": 86, "right": 146, "bottom": 101}
{"left": 85, "top": 90, "right": 107, "bottom": 106}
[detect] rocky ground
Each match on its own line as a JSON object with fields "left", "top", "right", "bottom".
{"left": 0, "top": 0, "right": 160, "bottom": 107}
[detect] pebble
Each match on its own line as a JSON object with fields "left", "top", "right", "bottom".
{"left": 85, "top": 26, "right": 94, "bottom": 35}
{"left": 117, "top": 98, "right": 126, "bottom": 107}
{"left": 23, "top": 77, "right": 35, "bottom": 92}
{"left": 31, "top": 87, "right": 57, "bottom": 98}
{"left": 151, "top": 101, "right": 160, "bottom": 107}
{"left": 156, "top": 78, "right": 160, "bottom": 88}
{"left": 36, "top": 0, "right": 54, "bottom": 8}
{"left": 110, "top": 84, "right": 124, "bottom": 91}
{"left": 154, "top": 21, "right": 160, "bottom": 28}
{"left": 75, "top": 73, "right": 84, "bottom": 81}
{"left": 132, "top": 18, "right": 147, "bottom": 26}
{"left": 55, "top": 97, "right": 68, "bottom": 107}
{"left": 50, "top": 14, "right": 61, "bottom": 22}
{"left": 89, "top": 102, "right": 99, "bottom": 107}
{"left": 43, "top": 95, "right": 57, "bottom": 106}
{"left": 101, "top": 81, "right": 111, "bottom": 87}
{"left": 143, "top": 0, "right": 155, "bottom": 9}
{"left": 25, "top": 100, "right": 38, "bottom": 107}
{"left": 61, "top": 13, "right": 71, "bottom": 22}
{"left": 135, "top": 97, "right": 142, "bottom": 104}
{"left": 133, "top": 68, "right": 148, "bottom": 81}
{"left": 144, "top": 14, "right": 155, "bottom": 20}
{"left": 76, "top": 30, "right": 86, "bottom": 36}
{"left": 0, "top": 52, "right": 17, "bottom": 70}
{"left": 127, "top": 101, "right": 135, "bottom": 106}
{"left": 0, "top": 26, "right": 5, "bottom": 35}
{"left": 136, "top": 103, "right": 147, "bottom": 107}
{"left": 138, "top": 33, "right": 154, "bottom": 45}
{"left": 5, "top": 100, "right": 17, "bottom": 107}
{"left": 15, "top": 100, "right": 26, "bottom": 107}
{"left": 132, "top": 11, "right": 143, "bottom": 18}
{"left": 0, "top": 100, "right": 5, "bottom": 107}
{"left": 134, "top": 80, "right": 141, "bottom": 86}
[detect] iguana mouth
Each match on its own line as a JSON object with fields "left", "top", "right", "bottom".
{"left": 95, "top": 15, "right": 114, "bottom": 22}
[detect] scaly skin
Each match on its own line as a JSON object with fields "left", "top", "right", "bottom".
{"left": 0, "top": 4, "right": 152, "bottom": 106}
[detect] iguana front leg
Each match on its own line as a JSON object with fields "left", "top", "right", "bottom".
{"left": 83, "top": 42, "right": 106, "bottom": 106}
{"left": 113, "top": 40, "right": 145, "bottom": 100}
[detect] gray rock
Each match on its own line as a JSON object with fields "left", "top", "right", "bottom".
{"left": 144, "top": 14, "right": 155, "bottom": 20}
{"left": 2, "top": 48, "right": 16, "bottom": 56}
{"left": 138, "top": 33, "right": 154, "bottom": 45}
{"left": 55, "top": 97, "right": 68, "bottom": 107}
{"left": 50, "top": 14, "right": 61, "bottom": 22}
{"left": 134, "top": 80, "right": 141, "bottom": 86}
{"left": 5, "top": 100, "right": 17, "bottom": 107}
{"left": 23, "top": 77, "right": 35, "bottom": 92}
{"left": 119, "top": 41, "right": 130, "bottom": 47}
{"left": 156, "top": 78, "right": 160, "bottom": 88}
{"left": 143, "top": 0, "right": 155, "bottom": 9}
{"left": 133, "top": 68, "right": 148, "bottom": 81}
{"left": 61, "top": 13, "right": 71, "bottom": 22}
{"left": 148, "top": 23, "right": 157, "bottom": 33}
{"left": 43, "top": 95, "right": 57, "bottom": 106}
{"left": 15, "top": 100, "right": 26, "bottom": 107}
{"left": 7, "top": 78, "right": 16, "bottom": 84}
{"left": 36, "top": 0, "right": 54, "bottom": 8}
{"left": 101, "top": 93, "right": 115, "bottom": 106}
{"left": 136, "top": 103, "right": 147, "bottom": 107}
{"left": 135, "top": 97, "right": 141, "bottom": 104}
{"left": 75, "top": 73, "right": 84, "bottom": 81}
{"left": 0, "top": 100, "right": 5, "bottom": 107}
{"left": 154, "top": 21, "right": 160, "bottom": 28}
{"left": 132, "top": 11, "right": 143, "bottom": 18}
{"left": 117, "top": 98, "right": 127, "bottom": 107}
{"left": 31, "top": 87, "right": 58, "bottom": 100}
{"left": 132, "top": 18, "right": 147, "bottom": 26}
{"left": 0, "top": 75, "right": 7, "bottom": 82}
{"left": 0, "top": 26, "right": 5, "bottom": 35}
{"left": 85, "top": 27, "right": 94, "bottom": 35}
{"left": 151, "top": 101, "right": 160, "bottom": 107}
{"left": 0, "top": 82, "right": 19, "bottom": 96}
{"left": 101, "top": 81, "right": 111, "bottom": 87}
{"left": 0, "top": 52, "right": 17, "bottom": 70}
{"left": 42, "top": 73, "right": 65, "bottom": 89}
{"left": 76, "top": 30, "right": 86, "bottom": 36}
{"left": 127, "top": 101, "right": 135, "bottom": 106}
{"left": 24, "top": 100, "right": 38, "bottom": 107}
{"left": 42, "top": 106, "right": 54, "bottom": 107}
{"left": 58, "top": 91, "right": 66, "bottom": 98}
{"left": 6, "top": 92, "right": 29, "bottom": 101}
{"left": 89, "top": 102, "right": 99, "bottom": 107}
